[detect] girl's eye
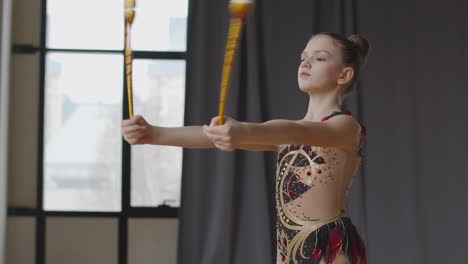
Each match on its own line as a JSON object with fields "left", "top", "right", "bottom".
{"left": 315, "top": 57, "right": 325, "bottom": 62}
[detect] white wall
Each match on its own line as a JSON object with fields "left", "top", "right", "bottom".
{"left": 0, "top": 0, "right": 13, "bottom": 263}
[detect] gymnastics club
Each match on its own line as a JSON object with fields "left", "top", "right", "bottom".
{"left": 124, "top": 0, "right": 136, "bottom": 118}
{"left": 217, "top": 0, "right": 254, "bottom": 125}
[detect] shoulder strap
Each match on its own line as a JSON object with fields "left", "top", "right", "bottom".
{"left": 320, "top": 110, "right": 352, "bottom": 121}
{"left": 322, "top": 110, "right": 367, "bottom": 156}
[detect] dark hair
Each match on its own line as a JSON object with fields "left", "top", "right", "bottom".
{"left": 312, "top": 32, "right": 370, "bottom": 97}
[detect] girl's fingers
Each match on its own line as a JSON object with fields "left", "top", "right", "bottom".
{"left": 203, "top": 126, "right": 225, "bottom": 141}
{"left": 124, "top": 135, "right": 139, "bottom": 144}
{"left": 210, "top": 116, "right": 221, "bottom": 127}
{"left": 202, "top": 127, "right": 216, "bottom": 141}
{"left": 202, "top": 126, "right": 212, "bottom": 138}
{"left": 122, "top": 124, "right": 146, "bottom": 135}
{"left": 213, "top": 142, "right": 226, "bottom": 150}
{"left": 126, "top": 131, "right": 144, "bottom": 140}
{"left": 208, "top": 136, "right": 231, "bottom": 150}
{"left": 203, "top": 126, "right": 234, "bottom": 151}
{"left": 202, "top": 125, "right": 213, "bottom": 135}
{"left": 122, "top": 124, "right": 135, "bottom": 134}
{"left": 121, "top": 119, "right": 135, "bottom": 127}
{"left": 122, "top": 115, "right": 146, "bottom": 127}
{"left": 204, "top": 134, "right": 226, "bottom": 149}
{"left": 126, "top": 132, "right": 149, "bottom": 145}
{"left": 215, "top": 144, "right": 234, "bottom": 152}
{"left": 203, "top": 124, "right": 224, "bottom": 134}
{"left": 134, "top": 115, "right": 147, "bottom": 125}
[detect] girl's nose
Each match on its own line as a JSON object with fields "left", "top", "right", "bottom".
{"left": 301, "top": 61, "right": 311, "bottom": 69}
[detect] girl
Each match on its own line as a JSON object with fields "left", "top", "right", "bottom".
{"left": 122, "top": 32, "right": 369, "bottom": 264}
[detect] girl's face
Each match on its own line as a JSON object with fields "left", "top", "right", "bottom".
{"left": 297, "top": 35, "right": 345, "bottom": 94}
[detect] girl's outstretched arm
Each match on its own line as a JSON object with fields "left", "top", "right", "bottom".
{"left": 121, "top": 115, "right": 214, "bottom": 148}
{"left": 121, "top": 115, "right": 278, "bottom": 151}
{"left": 203, "top": 115, "right": 361, "bottom": 152}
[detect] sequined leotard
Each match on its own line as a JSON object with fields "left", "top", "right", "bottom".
{"left": 275, "top": 111, "right": 367, "bottom": 264}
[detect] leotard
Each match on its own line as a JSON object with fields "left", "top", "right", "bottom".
{"left": 275, "top": 111, "right": 367, "bottom": 264}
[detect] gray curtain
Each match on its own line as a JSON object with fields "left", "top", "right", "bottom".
{"left": 0, "top": 0, "right": 13, "bottom": 264}
{"left": 358, "top": 0, "right": 468, "bottom": 263}
{"left": 178, "top": 0, "right": 468, "bottom": 264}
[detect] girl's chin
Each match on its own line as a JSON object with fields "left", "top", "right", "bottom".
{"left": 298, "top": 85, "right": 317, "bottom": 93}
{"left": 298, "top": 87, "right": 308, "bottom": 93}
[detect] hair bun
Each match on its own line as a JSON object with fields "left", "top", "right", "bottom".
{"left": 348, "top": 35, "right": 370, "bottom": 60}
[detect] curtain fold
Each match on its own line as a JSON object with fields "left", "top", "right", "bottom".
{"left": 0, "top": 1, "right": 13, "bottom": 264}
{"left": 357, "top": 1, "right": 468, "bottom": 263}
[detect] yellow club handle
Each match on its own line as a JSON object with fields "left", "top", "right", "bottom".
{"left": 125, "top": 43, "right": 134, "bottom": 118}
{"left": 218, "top": 1, "right": 254, "bottom": 125}
{"left": 124, "top": 0, "right": 136, "bottom": 118}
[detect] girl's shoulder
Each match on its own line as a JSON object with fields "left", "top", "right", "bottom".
{"left": 323, "top": 110, "right": 367, "bottom": 156}
{"left": 323, "top": 110, "right": 367, "bottom": 137}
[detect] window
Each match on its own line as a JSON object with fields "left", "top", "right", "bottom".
{"left": 8, "top": 0, "right": 189, "bottom": 263}
{"left": 43, "top": 0, "right": 188, "bottom": 211}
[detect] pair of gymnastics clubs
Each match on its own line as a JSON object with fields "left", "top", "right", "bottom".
{"left": 124, "top": 0, "right": 136, "bottom": 118}
{"left": 124, "top": 0, "right": 254, "bottom": 122}
{"left": 217, "top": 0, "right": 255, "bottom": 125}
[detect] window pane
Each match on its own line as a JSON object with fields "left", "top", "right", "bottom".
{"left": 46, "top": 0, "right": 124, "bottom": 50}
{"left": 46, "top": 0, "right": 188, "bottom": 51}
{"left": 43, "top": 52, "right": 123, "bottom": 212}
{"left": 131, "top": 59, "right": 185, "bottom": 207}
{"left": 132, "top": 0, "right": 188, "bottom": 51}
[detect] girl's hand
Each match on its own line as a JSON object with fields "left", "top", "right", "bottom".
{"left": 202, "top": 116, "right": 243, "bottom": 151}
{"left": 121, "top": 115, "right": 157, "bottom": 145}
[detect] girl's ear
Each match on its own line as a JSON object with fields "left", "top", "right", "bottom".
{"left": 337, "top": 67, "right": 354, "bottom": 86}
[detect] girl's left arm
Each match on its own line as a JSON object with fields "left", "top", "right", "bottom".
{"left": 242, "top": 117, "right": 361, "bottom": 150}
{"left": 203, "top": 115, "right": 361, "bottom": 151}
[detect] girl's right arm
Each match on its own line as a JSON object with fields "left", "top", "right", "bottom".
{"left": 121, "top": 115, "right": 278, "bottom": 151}
{"left": 121, "top": 115, "right": 214, "bottom": 148}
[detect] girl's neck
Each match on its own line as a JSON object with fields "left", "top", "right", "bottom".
{"left": 303, "top": 93, "right": 342, "bottom": 122}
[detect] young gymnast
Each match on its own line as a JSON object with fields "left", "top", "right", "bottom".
{"left": 121, "top": 32, "right": 369, "bottom": 264}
